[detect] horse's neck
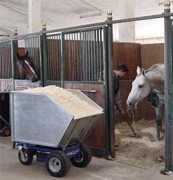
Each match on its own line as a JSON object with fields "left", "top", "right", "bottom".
{"left": 145, "top": 69, "right": 164, "bottom": 93}
{"left": 17, "top": 61, "right": 24, "bottom": 77}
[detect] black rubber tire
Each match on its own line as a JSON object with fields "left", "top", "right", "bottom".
{"left": 1, "top": 127, "right": 11, "bottom": 137}
{"left": 45, "top": 151, "right": 70, "bottom": 177}
{"left": 70, "top": 144, "right": 92, "bottom": 168}
{"left": 18, "top": 149, "right": 33, "bottom": 165}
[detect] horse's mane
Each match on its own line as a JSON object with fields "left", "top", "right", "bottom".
{"left": 145, "top": 63, "right": 163, "bottom": 73}
{"left": 145, "top": 63, "right": 164, "bottom": 91}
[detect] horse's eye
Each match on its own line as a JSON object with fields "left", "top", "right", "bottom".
{"left": 138, "top": 85, "right": 144, "bottom": 88}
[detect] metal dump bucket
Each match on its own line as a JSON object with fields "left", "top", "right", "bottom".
{"left": 10, "top": 89, "right": 103, "bottom": 148}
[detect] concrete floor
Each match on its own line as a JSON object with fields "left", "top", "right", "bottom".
{"left": 0, "top": 137, "right": 173, "bottom": 180}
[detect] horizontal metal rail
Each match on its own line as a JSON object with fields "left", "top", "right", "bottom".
{"left": 1, "top": 12, "right": 173, "bottom": 42}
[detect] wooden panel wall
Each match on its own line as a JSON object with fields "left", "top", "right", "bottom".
{"left": 141, "top": 43, "right": 164, "bottom": 68}
{"left": 140, "top": 43, "right": 164, "bottom": 120}
{"left": 112, "top": 43, "right": 163, "bottom": 122}
{"left": 113, "top": 42, "right": 141, "bottom": 79}
{"left": 47, "top": 40, "right": 61, "bottom": 80}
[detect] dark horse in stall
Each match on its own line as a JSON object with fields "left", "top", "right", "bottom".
{"left": 17, "top": 51, "right": 38, "bottom": 82}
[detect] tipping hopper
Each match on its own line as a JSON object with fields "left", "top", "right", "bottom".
{"left": 10, "top": 86, "right": 103, "bottom": 148}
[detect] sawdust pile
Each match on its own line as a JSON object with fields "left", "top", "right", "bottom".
{"left": 21, "top": 85, "right": 102, "bottom": 119}
{"left": 115, "top": 119, "right": 165, "bottom": 166}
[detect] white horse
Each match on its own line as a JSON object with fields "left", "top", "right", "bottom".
{"left": 126, "top": 63, "right": 165, "bottom": 140}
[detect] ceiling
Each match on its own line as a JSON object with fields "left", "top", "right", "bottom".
{"left": 0, "top": 0, "right": 172, "bottom": 42}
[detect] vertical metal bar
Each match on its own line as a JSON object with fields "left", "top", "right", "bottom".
{"left": 66, "top": 33, "right": 69, "bottom": 81}
{"left": 78, "top": 32, "right": 81, "bottom": 81}
{"left": 95, "top": 29, "right": 98, "bottom": 81}
{"left": 80, "top": 31, "right": 85, "bottom": 81}
{"left": 77, "top": 32, "right": 80, "bottom": 81}
{"left": 38, "top": 35, "right": 43, "bottom": 85}
{"left": 12, "top": 36, "right": 18, "bottom": 89}
{"left": 4, "top": 46, "right": 6, "bottom": 78}
{"left": 55, "top": 35, "right": 58, "bottom": 80}
{"left": 90, "top": 31, "right": 94, "bottom": 81}
{"left": 86, "top": 31, "right": 89, "bottom": 81}
{"left": 164, "top": 2, "right": 173, "bottom": 172}
{"left": 88, "top": 30, "right": 90, "bottom": 81}
{"left": 85, "top": 31, "right": 88, "bottom": 81}
{"left": 107, "top": 12, "right": 115, "bottom": 159}
{"left": 170, "top": 20, "right": 173, "bottom": 171}
{"left": 169, "top": 20, "right": 173, "bottom": 171}
{"left": 56, "top": 35, "right": 58, "bottom": 80}
{"left": 90, "top": 31, "right": 93, "bottom": 81}
{"left": 99, "top": 28, "right": 103, "bottom": 76}
{"left": 103, "top": 25, "right": 111, "bottom": 158}
{"left": 0, "top": 46, "right": 1, "bottom": 77}
{"left": 41, "top": 31, "right": 48, "bottom": 86}
{"left": 74, "top": 32, "right": 77, "bottom": 81}
{"left": 10, "top": 39, "right": 14, "bottom": 79}
{"left": 10, "top": 93, "right": 14, "bottom": 140}
{"left": 90, "top": 30, "right": 92, "bottom": 81}
{"left": 76, "top": 32, "right": 79, "bottom": 81}
{"left": 60, "top": 32, "right": 65, "bottom": 87}
{"left": 92, "top": 30, "right": 95, "bottom": 81}
{"left": 71, "top": 33, "right": 74, "bottom": 81}
{"left": 84, "top": 31, "right": 87, "bottom": 81}
{"left": 51, "top": 35, "right": 54, "bottom": 80}
{"left": 13, "top": 37, "right": 18, "bottom": 80}
{"left": 93, "top": 30, "right": 97, "bottom": 81}
{"left": 49, "top": 36, "right": 52, "bottom": 80}
{"left": 39, "top": 35, "right": 43, "bottom": 85}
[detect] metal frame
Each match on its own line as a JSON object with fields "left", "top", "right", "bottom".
{"left": 164, "top": 15, "right": 173, "bottom": 171}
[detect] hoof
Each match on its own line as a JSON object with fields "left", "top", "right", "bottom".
{"left": 156, "top": 136, "right": 164, "bottom": 141}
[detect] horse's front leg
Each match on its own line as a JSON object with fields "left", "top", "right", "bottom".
{"left": 155, "top": 106, "right": 163, "bottom": 141}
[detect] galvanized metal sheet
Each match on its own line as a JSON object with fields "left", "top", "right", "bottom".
{"left": 11, "top": 92, "right": 74, "bottom": 147}
{"left": 10, "top": 90, "right": 103, "bottom": 148}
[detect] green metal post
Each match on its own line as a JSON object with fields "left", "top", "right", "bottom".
{"left": 170, "top": 20, "right": 173, "bottom": 171}
{"left": 103, "top": 11, "right": 115, "bottom": 159}
{"left": 41, "top": 25, "right": 48, "bottom": 87}
{"left": 164, "top": 1, "right": 173, "bottom": 172}
{"left": 12, "top": 28, "right": 18, "bottom": 80}
{"left": 103, "top": 25, "right": 111, "bottom": 158}
{"left": 107, "top": 11, "right": 115, "bottom": 159}
{"left": 60, "top": 32, "right": 65, "bottom": 88}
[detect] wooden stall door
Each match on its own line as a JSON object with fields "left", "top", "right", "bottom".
{"left": 65, "top": 83, "right": 107, "bottom": 157}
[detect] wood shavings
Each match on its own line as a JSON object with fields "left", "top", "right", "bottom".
{"left": 22, "top": 85, "right": 102, "bottom": 119}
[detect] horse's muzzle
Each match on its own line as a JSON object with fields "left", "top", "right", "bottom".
{"left": 126, "top": 100, "right": 135, "bottom": 109}
{"left": 32, "top": 77, "right": 39, "bottom": 82}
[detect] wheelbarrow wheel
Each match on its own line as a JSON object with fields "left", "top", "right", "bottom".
{"left": 18, "top": 149, "right": 33, "bottom": 165}
{"left": 1, "top": 127, "right": 11, "bottom": 137}
{"left": 70, "top": 144, "right": 92, "bottom": 168}
{"left": 45, "top": 151, "right": 70, "bottom": 177}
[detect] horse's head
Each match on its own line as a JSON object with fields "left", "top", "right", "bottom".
{"left": 126, "top": 66, "right": 151, "bottom": 109}
{"left": 17, "top": 51, "right": 38, "bottom": 82}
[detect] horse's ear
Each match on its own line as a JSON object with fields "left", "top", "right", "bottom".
{"left": 142, "top": 69, "right": 146, "bottom": 75}
{"left": 137, "top": 66, "right": 141, "bottom": 75}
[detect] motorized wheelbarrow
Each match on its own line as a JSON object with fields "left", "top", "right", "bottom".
{"left": 10, "top": 87, "right": 103, "bottom": 177}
